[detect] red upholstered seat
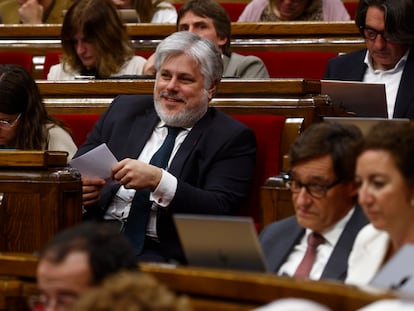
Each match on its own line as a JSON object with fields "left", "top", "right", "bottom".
{"left": 54, "top": 113, "right": 286, "bottom": 228}
{"left": 238, "top": 51, "right": 338, "bottom": 79}
{"left": 53, "top": 114, "right": 101, "bottom": 147}
{"left": 220, "top": 2, "right": 246, "bottom": 21}
{"left": 344, "top": 2, "right": 358, "bottom": 19}
{"left": 231, "top": 114, "right": 286, "bottom": 226}
{"left": 0, "top": 52, "right": 33, "bottom": 73}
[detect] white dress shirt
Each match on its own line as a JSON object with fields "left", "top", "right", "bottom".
{"left": 278, "top": 207, "right": 354, "bottom": 280}
{"left": 363, "top": 50, "right": 409, "bottom": 118}
{"left": 104, "top": 121, "right": 190, "bottom": 239}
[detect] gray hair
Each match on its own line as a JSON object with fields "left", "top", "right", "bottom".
{"left": 154, "top": 31, "right": 223, "bottom": 89}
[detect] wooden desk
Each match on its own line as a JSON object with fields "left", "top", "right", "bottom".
{"left": 0, "top": 151, "right": 82, "bottom": 253}
{"left": 39, "top": 79, "right": 333, "bottom": 130}
{"left": 140, "top": 263, "right": 397, "bottom": 311}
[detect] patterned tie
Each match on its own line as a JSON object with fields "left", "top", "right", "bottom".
{"left": 123, "top": 126, "right": 181, "bottom": 254}
{"left": 294, "top": 232, "right": 325, "bottom": 278}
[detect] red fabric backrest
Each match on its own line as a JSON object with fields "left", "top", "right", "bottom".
{"left": 53, "top": 114, "right": 101, "bottom": 147}
{"left": 238, "top": 51, "right": 338, "bottom": 79}
{"left": 173, "top": 2, "right": 246, "bottom": 22}
{"left": 230, "top": 114, "right": 286, "bottom": 223}
{"left": 43, "top": 52, "right": 62, "bottom": 79}
{"left": 344, "top": 2, "right": 358, "bottom": 19}
{"left": 0, "top": 52, "right": 33, "bottom": 73}
{"left": 220, "top": 3, "right": 246, "bottom": 21}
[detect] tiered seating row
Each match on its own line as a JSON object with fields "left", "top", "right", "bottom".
{"left": 0, "top": 22, "right": 364, "bottom": 79}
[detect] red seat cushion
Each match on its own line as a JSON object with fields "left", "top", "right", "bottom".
{"left": 344, "top": 2, "right": 358, "bottom": 19}
{"left": 231, "top": 114, "right": 286, "bottom": 225}
{"left": 238, "top": 51, "right": 338, "bottom": 79}
{"left": 0, "top": 52, "right": 33, "bottom": 73}
{"left": 53, "top": 114, "right": 101, "bottom": 147}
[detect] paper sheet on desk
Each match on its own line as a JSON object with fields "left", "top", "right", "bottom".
{"left": 69, "top": 143, "right": 117, "bottom": 179}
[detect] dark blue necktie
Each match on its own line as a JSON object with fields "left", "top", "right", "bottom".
{"left": 123, "top": 126, "right": 181, "bottom": 254}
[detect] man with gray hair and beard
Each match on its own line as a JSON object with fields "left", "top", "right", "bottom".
{"left": 73, "top": 31, "right": 256, "bottom": 264}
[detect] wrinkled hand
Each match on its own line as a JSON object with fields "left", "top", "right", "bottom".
{"left": 18, "top": 0, "right": 43, "bottom": 24}
{"left": 111, "top": 158, "right": 162, "bottom": 191}
{"left": 82, "top": 177, "right": 106, "bottom": 206}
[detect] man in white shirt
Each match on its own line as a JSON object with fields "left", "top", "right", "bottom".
{"left": 259, "top": 122, "right": 368, "bottom": 281}
{"left": 324, "top": 0, "right": 414, "bottom": 119}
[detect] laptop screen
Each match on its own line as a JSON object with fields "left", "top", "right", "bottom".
{"left": 321, "top": 80, "right": 388, "bottom": 118}
{"left": 173, "top": 214, "right": 269, "bottom": 272}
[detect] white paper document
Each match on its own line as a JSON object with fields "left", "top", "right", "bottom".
{"left": 69, "top": 143, "right": 118, "bottom": 180}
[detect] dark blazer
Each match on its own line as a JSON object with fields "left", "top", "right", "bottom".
{"left": 74, "top": 94, "right": 256, "bottom": 262}
{"left": 323, "top": 48, "right": 414, "bottom": 119}
{"left": 259, "top": 206, "right": 368, "bottom": 281}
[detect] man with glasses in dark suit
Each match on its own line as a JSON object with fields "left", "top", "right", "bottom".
{"left": 260, "top": 122, "right": 368, "bottom": 281}
{"left": 324, "top": 0, "right": 414, "bottom": 119}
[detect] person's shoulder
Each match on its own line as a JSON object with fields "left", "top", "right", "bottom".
{"left": 328, "top": 49, "right": 367, "bottom": 66}
{"left": 128, "top": 55, "right": 147, "bottom": 67}
{"left": 112, "top": 94, "right": 154, "bottom": 108}
{"left": 356, "top": 223, "right": 388, "bottom": 245}
{"left": 226, "top": 52, "right": 269, "bottom": 78}
{"left": 230, "top": 52, "right": 262, "bottom": 63}
{"left": 261, "top": 216, "right": 298, "bottom": 235}
{"left": 155, "top": 1, "right": 175, "bottom": 10}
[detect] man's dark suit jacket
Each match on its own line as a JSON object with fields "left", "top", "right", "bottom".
{"left": 324, "top": 49, "right": 414, "bottom": 119}
{"left": 74, "top": 94, "right": 256, "bottom": 262}
{"left": 259, "top": 206, "right": 368, "bottom": 281}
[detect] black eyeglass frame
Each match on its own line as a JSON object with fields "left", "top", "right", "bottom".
{"left": 286, "top": 177, "right": 341, "bottom": 199}
{"left": 359, "top": 25, "right": 392, "bottom": 42}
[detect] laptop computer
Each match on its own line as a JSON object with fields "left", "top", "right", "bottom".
{"left": 323, "top": 117, "right": 410, "bottom": 136}
{"left": 321, "top": 80, "right": 388, "bottom": 118}
{"left": 173, "top": 214, "right": 269, "bottom": 272}
{"left": 370, "top": 244, "right": 414, "bottom": 295}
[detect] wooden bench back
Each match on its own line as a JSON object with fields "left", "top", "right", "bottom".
{"left": 0, "top": 22, "right": 364, "bottom": 78}
{"left": 0, "top": 252, "right": 397, "bottom": 311}
{"left": 139, "top": 263, "right": 396, "bottom": 311}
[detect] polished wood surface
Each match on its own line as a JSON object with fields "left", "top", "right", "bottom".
{"left": 39, "top": 79, "right": 331, "bottom": 130}
{"left": 0, "top": 252, "right": 397, "bottom": 311}
{"left": 0, "top": 150, "right": 67, "bottom": 167}
{"left": 140, "top": 263, "right": 397, "bottom": 311}
{"left": 0, "top": 152, "right": 82, "bottom": 253}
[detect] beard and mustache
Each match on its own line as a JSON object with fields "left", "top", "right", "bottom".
{"left": 154, "top": 89, "right": 210, "bottom": 128}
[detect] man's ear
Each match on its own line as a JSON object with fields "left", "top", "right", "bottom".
{"left": 217, "top": 35, "right": 228, "bottom": 53}
{"left": 207, "top": 82, "right": 218, "bottom": 100}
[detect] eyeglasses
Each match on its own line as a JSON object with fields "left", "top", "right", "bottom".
{"left": 0, "top": 113, "right": 21, "bottom": 129}
{"left": 286, "top": 178, "right": 341, "bottom": 199}
{"left": 360, "top": 26, "right": 392, "bottom": 42}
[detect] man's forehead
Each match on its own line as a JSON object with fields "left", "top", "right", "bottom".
{"left": 180, "top": 12, "right": 214, "bottom": 24}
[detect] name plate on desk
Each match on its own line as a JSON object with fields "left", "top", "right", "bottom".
{"left": 0, "top": 150, "right": 68, "bottom": 167}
